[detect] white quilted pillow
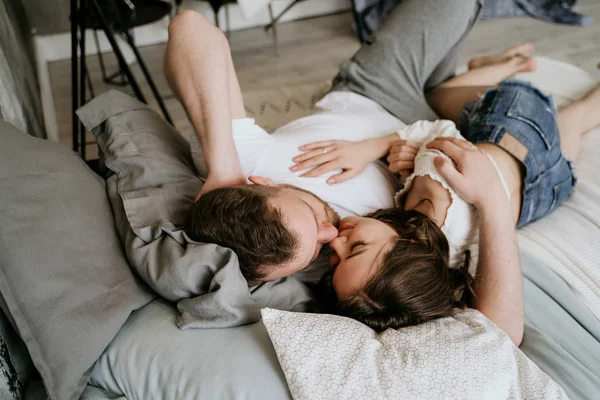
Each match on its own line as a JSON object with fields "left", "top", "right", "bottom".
{"left": 261, "top": 308, "right": 567, "bottom": 400}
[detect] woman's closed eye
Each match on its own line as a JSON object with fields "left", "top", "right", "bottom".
{"left": 348, "top": 241, "right": 367, "bottom": 259}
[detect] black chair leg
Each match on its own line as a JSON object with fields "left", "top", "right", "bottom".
{"left": 93, "top": 29, "right": 127, "bottom": 86}
{"left": 123, "top": 31, "right": 173, "bottom": 124}
{"left": 350, "top": 0, "right": 367, "bottom": 43}
{"left": 85, "top": 65, "right": 95, "bottom": 98}
{"left": 91, "top": 0, "right": 147, "bottom": 103}
{"left": 71, "top": 0, "right": 79, "bottom": 154}
{"left": 79, "top": 0, "right": 88, "bottom": 160}
{"left": 71, "top": 0, "right": 174, "bottom": 158}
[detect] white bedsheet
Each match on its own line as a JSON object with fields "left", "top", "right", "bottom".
{"left": 514, "top": 57, "right": 600, "bottom": 321}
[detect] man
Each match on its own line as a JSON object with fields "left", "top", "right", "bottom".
{"left": 165, "top": 0, "right": 485, "bottom": 281}
{"left": 166, "top": 0, "right": 524, "bottom": 344}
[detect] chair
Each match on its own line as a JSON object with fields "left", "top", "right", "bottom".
{"left": 70, "top": 0, "right": 173, "bottom": 159}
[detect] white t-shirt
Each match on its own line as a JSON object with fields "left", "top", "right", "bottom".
{"left": 393, "top": 120, "right": 511, "bottom": 275}
{"left": 193, "top": 92, "right": 405, "bottom": 218}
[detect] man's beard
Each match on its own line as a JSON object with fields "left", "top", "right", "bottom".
{"left": 280, "top": 184, "right": 340, "bottom": 227}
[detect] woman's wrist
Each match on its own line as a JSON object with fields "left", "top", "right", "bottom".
{"left": 365, "top": 134, "right": 399, "bottom": 160}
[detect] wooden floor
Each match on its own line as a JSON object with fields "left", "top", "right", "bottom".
{"left": 49, "top": 0, "right": 600, "bottom": 156}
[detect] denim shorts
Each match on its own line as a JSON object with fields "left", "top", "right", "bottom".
{"left": 457, "top": 80, "right": 576, "bottom": 228}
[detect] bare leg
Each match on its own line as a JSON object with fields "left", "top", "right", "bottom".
{"left": 468, "top": 42, "right": 534, "bottom": 70}
{"left": 427, "top": 56, "right": 537, "bottom": 122}
{"left": 164, "top": 11, "right": 246, "bottom": 187}
{"left": 556, "top": 83, "right": 600, "bottom": 161}
{"left": 440, "top": 56, "right": 537, "bottom": 89}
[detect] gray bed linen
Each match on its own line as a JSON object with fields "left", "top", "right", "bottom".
{"left": 67, "top": 252, "right": 600, "bottom": 400}
{"left": 519, "top": 252, "right": 600, "bottom": 400}
{"left": 77, "top": 90, "right": 314, "bottom": 329}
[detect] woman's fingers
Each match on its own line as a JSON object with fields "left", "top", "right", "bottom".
{"left": 387, "top": 149, "right": 417, "bottom": 164}
{"left": 390, "top": 139, "right": 421, "bottom": 151}
{"left": 327, "top": 169, "right": 356, "bottom": 185}
{"left": 298, "top": 140, "right": 336, "bottom": 151}
{"left": 293, "top": 146, "right": 336, "bottom": 164}
{"left": 291, "top": 152, "right": 336, "bottom": 172}
{"left": 390, "top": 141, "right": 420, "bottom": 154}
{"left": 300, "top": 161, "right": 339, "bottom": 178}
{"left": 389, "top": 160, "right": 414, "bottom": 174}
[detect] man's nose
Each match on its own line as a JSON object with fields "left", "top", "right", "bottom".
{"left": 318, "top": 222, "right": 338, "bottom": 243}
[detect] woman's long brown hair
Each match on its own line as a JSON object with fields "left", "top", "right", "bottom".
{"left": 332, "top": 208, "right": 474, "bottom": 332}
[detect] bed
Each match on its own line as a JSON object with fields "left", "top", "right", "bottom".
{"left": 1, "top": 57, "right": 599, "bottom": 400}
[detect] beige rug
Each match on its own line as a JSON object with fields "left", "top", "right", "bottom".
{"left": 242, "top": 80, "right": 332, "bottom": 132}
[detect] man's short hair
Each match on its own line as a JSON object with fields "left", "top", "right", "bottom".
{"left": 185, "top": 185, "right": 299, "bottom": 283}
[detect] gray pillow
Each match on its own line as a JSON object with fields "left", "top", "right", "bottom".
{"left": 77, "top": 90, "right": 314, "bottom": 329}
{"left": 89, "top": 299, "right": 293, "bottom": 400}
{"left": 0, "top": 121, "right": 155, "bottom": 400}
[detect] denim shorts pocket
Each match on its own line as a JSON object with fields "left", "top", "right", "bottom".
{"left": 505, "top": 91, "right": 556, "bottom": 150}
{"left": 523, "top": 156, "right": 575, "bottom": 225}
{"left": 549, "top": 173, "right": 574, "bottom": 213}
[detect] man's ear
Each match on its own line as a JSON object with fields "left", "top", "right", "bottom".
{"left": 248, "top": 175, "right": 277, "bottom": 187}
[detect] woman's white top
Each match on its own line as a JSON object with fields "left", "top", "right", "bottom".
{"left": 394, "top": 120, "right": 511, "bottom": 275}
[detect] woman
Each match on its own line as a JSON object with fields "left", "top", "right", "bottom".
{"left": 294, "top": 45, "right": 600, "bottom": 344}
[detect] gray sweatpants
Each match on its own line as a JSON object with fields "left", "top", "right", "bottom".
{"left": 332, "top": 0, "right": 484, "bottom": 124}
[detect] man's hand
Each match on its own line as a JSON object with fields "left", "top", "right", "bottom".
{"left": 387, "top": 139, "right": 420, "bottom": 178}
{"left": 290, "top": 134, "right": 397, "bottom": 185}
{"left": 426, "top": 137, "right": 508, "bottom": 210}
{"left": 428, "top": 137, "right": 523, "bottom": 345}
{"left": 195, "top": 173, "right": 247, "bottom": 200}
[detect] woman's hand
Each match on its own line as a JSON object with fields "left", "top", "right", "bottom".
{"left": 426, "top": 137, "right": 507, "bottom": 210}
{"left": 386, "top": 140, "right": 421, "bottom": 178}
{"left": 290, "top": 134, "right": 397, "bottom": 184}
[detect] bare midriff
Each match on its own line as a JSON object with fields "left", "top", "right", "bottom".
{"left": 476, "top": 143, "right": 524, "bottom": 226}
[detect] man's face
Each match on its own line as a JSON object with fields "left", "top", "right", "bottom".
{"left": 250, "top": 178, "right": 340, "bottom": 280}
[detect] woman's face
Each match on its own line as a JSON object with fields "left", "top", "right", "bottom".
{"left": 329, "top": 216, "right": 398, "bottom": 299}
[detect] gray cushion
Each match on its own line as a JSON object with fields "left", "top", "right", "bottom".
{"left": 89, "top": 299, "right": 293, "bottom": 400}
{"left": 0, "top": 121, "right": 154, "bottom": 400}
{"left": 77, "top": 90, "right": 314, "bottom": 329}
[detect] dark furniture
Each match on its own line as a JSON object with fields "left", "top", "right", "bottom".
{"left": 70, "top": 0, "right": 174, "bottom": 159}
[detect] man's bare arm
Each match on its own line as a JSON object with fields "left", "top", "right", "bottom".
{"left": 427, "top": 137, "right": 524, "bottom": 346}
{"left": 164, "top": 11, "right": 246, "bottom": 195}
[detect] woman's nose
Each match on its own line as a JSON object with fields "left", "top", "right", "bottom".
{"left": 318, "top": 222, "right": 338, "bottom": 244}
{"left": 329, "top": 235, "right": 348, "bottom": 258}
